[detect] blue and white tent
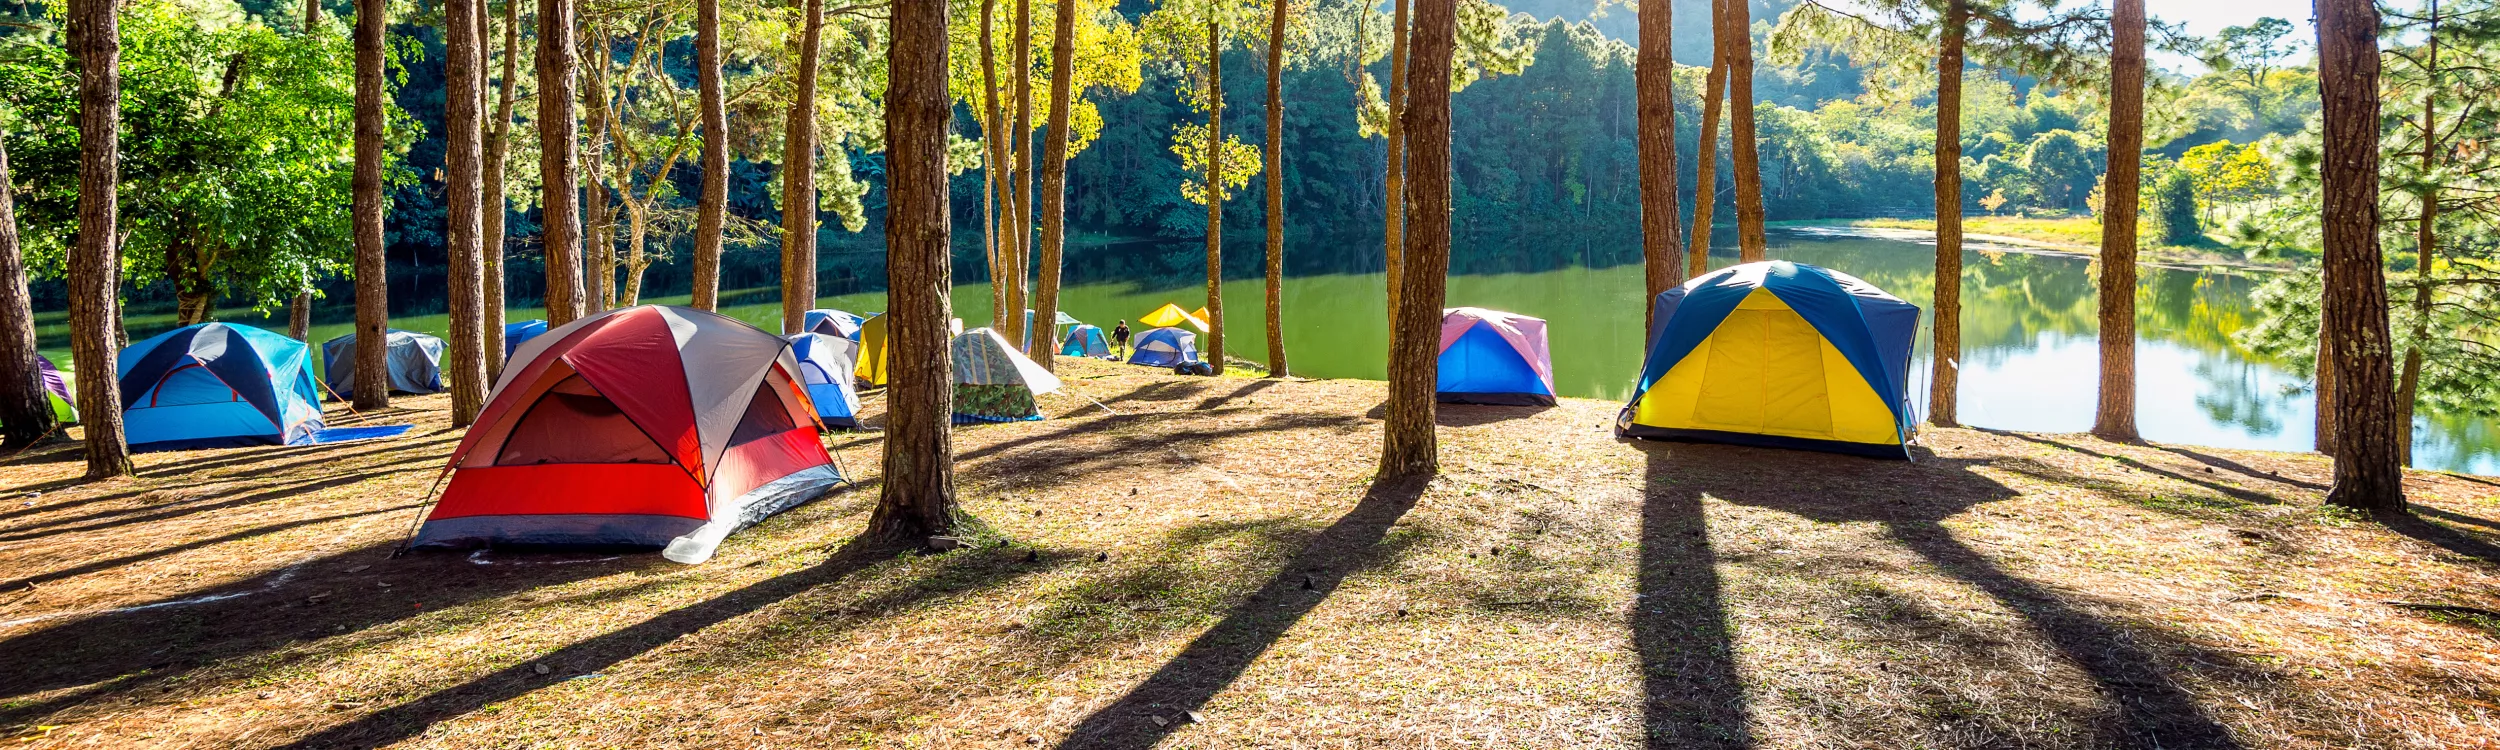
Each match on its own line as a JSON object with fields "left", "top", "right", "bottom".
{"left": 1618, "top": 261, "right": 1921, "bottom": 459}
{"left": 118, "top": 323, "right": 325, "bottom": 451}
{"left": 1127, "top": 327, "right": 1199, "bottom": 368}
{"left": 798, "top": 309, "right": 866, "bottom": 340}
{"left": 786, "top": 332, "right": 864, "bottom": 429}
{"left": 503, "top": 319, "right": 548, "bottom": 358}
{"left": 1061, "top": 324, "right": 1111, "bottom": 358}
{"left": 1437, "top": 308, "right": 1556, "bottom": 406}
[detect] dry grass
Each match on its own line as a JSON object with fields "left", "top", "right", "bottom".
{"left": 1, "top": 358, "right": 2495, "bottom": 748}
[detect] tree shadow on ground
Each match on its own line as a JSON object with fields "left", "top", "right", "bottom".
{"left": 1049, "top": 475, "right": 1429, "bottom": 749}
{"left": 271, "top": 536, "right": 1066, "bottom": 749}
{"left": 957, "top": 412, "right": 1366, "bottom": 497}
{"left": 0, "top": 459, "right": 437, "bottom": 543}
{"left": 1632, "top": 442, "right": 1752, "bottom": 748}
{"left": 1433, "top": 403, "right": 1556, "bottom": 426}
{"left": 0, "top": 540, "right": 650, "bottom": 727}
{"left": 2152, "top": 445, "right": 2330, "bottom": 491}
{"left": 2413, "top": 505, "right": 2500, "bottom": 534}
{"left": 1983, "top": 430, "right": 2287, "bottom": 509}
{"left": 1631, "top": 440, "right": 2248, "bottom": 749}
{"left": 2374, "top": 509, "right": 2500, "bottom": 566}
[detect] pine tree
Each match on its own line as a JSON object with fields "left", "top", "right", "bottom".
{"left": 866, "top": 0, "right": 964, "bottom": 544}
{"left": 1380, "top": 0, "right": 1453, "bottom": 477}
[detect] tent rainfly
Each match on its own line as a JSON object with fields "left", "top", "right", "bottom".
{"left": 1061, "top": 324, "right": 1111, "bottom": 358}
{"left": 1437, "top": 308, "right": 1556, "bottom": 406}
{"left": 321, "top": 329, "right": 448, "bottom": 395}
{"left": 951, "top": 328, "right": 1062, "bottom": 424}
{"left": 786, "top": 332, "right": 865, "bottom": 429}
{"left": 1127, "top": 327, "right": 1200, "bottom": 368}
{"left": 1138, "top": 303, "right": 1209, "bottom": 333}
{"left": 798, "top": 309, "right": 866, "bottom": 340}
{"left": 118, "top": 323, "right": 325, "bottom": 451}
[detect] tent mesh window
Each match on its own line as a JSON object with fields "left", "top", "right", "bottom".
{"left": 498, "top": 376, "right": 674, "bottom": 465}
{"left": 729, "top": 381, "right": 801, "bottom": 446}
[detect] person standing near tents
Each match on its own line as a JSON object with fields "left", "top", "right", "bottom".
{"left": 1111, "top": 320, "right": 1132, "bottom": 358}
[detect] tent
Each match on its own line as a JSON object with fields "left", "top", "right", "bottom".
{"left": 1022, "top": 309, "right": 1082, "bottom": 349}
{"left": 786, "top": 332, "right": 864, "bottom": 429}
{"left": 1437, "top": 308, "right": 1556, "bottom": 406}
{"left": 504, "top": 320, "right": 548, "bottom": 358}
{"left": 1618, "top": 261, "right": 1920, "bottom": 459}
{"left": 413, "top": 305, "right": 842, "bottom": 564}
{"left": 798, "top": 309, "right": 866, "bottom": 340}
{"left": 321, "top": 329, "right": 447, "bottom": 395}
{"left": 1138, "top": 303, "right": 1209, "bottom": 333}
{"left": 1127, "top": 327, "right": 1199, "bottom": 368}
{"left": 952, "top": 328, "right": 1062, "bottom": 424}
{"left": 855, "top": 314, "right": 888, "bottom": 386}
{"left": 1061, "top": 324, "right": 1111, "bottom": 358}
{"left": 0, "top": 354, "right": 77, "bottom": 428}
{"left": 118, "top": 322, "right": 324, "bottom": 451}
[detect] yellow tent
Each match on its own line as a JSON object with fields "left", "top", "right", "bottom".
{"left": 1140, "top": 303, "right": 1209, "bottom": 333}
{"left": 855, "top": 314, "right": 889, "bottom": 386}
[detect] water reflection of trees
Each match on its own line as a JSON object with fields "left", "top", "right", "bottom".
{"left": 2190, "top": 356, "right": 2288, "bottom": 437}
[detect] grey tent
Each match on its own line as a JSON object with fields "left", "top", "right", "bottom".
{"left": 321, "top": 329, "right": 446, "bottom": 395}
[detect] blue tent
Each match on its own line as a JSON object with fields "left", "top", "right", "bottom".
{"left": 786, "top": 332, "right": 864, "bottom": 429}
{"left": 504, "top": 319, "right": 549, "bottom": 359}
{"left": 1127, "top": 327, "right": 1199, "bottom": 367}
{"left": 799, "top": 309, "right": 866, "bottom": 340}
{"left": 1021, "top": 309, "right": 1083, "bottom": 349}
{"left": 1437, "top": 308, "right": 1556, "bottom": 406}
{"left": 1619, "top": 261, "right": 1920, "bottom": 459}
{"left": 118, "top": 322, "right": 325, "bottom": 451}
{"left": 1061, "top": 324, "right": 1111, "bottom": 358}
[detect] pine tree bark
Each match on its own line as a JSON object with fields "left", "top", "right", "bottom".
{"left": 538, "top": 0, "right": 586, "bottom": 325}
{"left": 2396, "top": 0, "right": 2440, "bottom": 464}
{"left": 1204, "top": 20, "right": 1227, "bottom": 370}
{"left": 69, "top": 0, "right": 129, "bottom": 478}
{"left": 1028, "top": 0, "right": 1078, "bottom": 370}
{"left": 1926, "top": 0, "right": 1966, "bottom": 428}
{"left": 692, "top": 0, "right": 728, "bottom": 311}
{"left": 1383, "top": 0, "right": 1409, "bottom": 321}
{"left": 2313, "top": 340, "right": 2335, "bottom": 452}
{"left": 865, "top": 0, "right": 959, "bottom": 544}
{"left": 2315, "top": 0, "right": 2406, "bottom": 511}
{"left": 580, "top": 31, "right": 615, "bottom": 314}
{"left": 484, "top": 0, "right": 517, "bottom": 372}
{"left": 1005, "top": 0, "right": 1034, "bottom": 348}
{"left": 351, "top": 0, "right": 391, "bottom": 411}
{"left": 1380, "top": 0, "right": 1451, "bottom": 478}
{"left": 445, "top": 0, "right": 488, "bottom": 426}
{"left": 0, "top": 137, "right": 52, "bottom": 448}
{"left": 290, "top": 292, "right": 311, "bottom": 339}
{"left": 1722, "top": 0, "right": 1765, "bottom": 261}
{"left": 2091, "top": 0, "right": 2143, "bottom": 442}
{"left": 1686, "top": 37, "right": 1727, "bottom": 279}
{"left": 781, "top": 0, "right": 824, "bottom": 333}
{"left": 979, "top": 0, "right": 1009, "bottom": 330}
{"left": 1636, "top": 0, "right": 1682, "bottom": 333}
{"left": 1262, "top": 0, "right": 1288, "bottom": 378}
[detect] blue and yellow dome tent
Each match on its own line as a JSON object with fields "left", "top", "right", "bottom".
{"left": 1617, "top": 261, "right": 1921, "bottom": 459}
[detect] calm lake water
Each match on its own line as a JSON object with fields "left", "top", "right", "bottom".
{"left": 36, "top": 227, "right": 2500, "bottom": 475}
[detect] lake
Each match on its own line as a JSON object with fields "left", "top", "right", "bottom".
{"left": 35, "top": 227, "right": 2499, "bottom": 475}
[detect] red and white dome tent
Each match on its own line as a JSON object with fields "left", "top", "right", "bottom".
{"left": 406, "top": 306, "right": 845, "bottom": 564}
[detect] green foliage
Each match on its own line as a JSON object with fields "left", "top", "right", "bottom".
{"left": 2152, "top": 167, "right": 2201, "bottom": 245}
{"left": 1168, "top": 121, "right": 1259, "bottom": 204}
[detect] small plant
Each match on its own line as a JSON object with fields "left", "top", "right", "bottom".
{"left": 1979, "top": 190, "right": 2008, "bottom": 216}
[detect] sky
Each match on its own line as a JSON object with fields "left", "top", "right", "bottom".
{"left": 2152, "top": 0, "right": 2318, "bottom": 70}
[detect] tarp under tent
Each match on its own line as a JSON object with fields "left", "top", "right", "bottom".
{"left": 1138, "top": 303, "right": 1209, "bottom": 333}
{"left": 413, "top": 305, "right": 843, "bottom": 564}
{"left": 952, "top": 328, "right": 1062, "bottom": 424}
{"left": 1617, "top": 261, "right": 1920, "bottom": 459}
{"left": 855, "top": 314, "right": 888, "bottom": 386}
{"left": 1437, "top": 308, "right": 1557, "bottom": 406}
{"left": 786, "top": 332, "right": 864, "bottom": 429}
{"left": 321, "top": 329, "right": 447, "bottom": 395}
{"left": 504, "top": 320, "right": 548, "bottom": 358}
{"left": 798, "top": 309, "right": 866, "bottom": 340}
{"left": 1128, "top": 327, "right": 1199, "bottom": 368}
{"left": 118, "top": 322, "right": 325, "bottom": 451}
{"left": 1061, "top": 324, "right": 1111, "bottom": 358}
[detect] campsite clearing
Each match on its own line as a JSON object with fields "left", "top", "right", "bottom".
{"left": 1, "top": 358, "right": 2495, "bottom": 748}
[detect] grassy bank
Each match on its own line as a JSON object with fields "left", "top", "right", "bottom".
{"left": 3, "top": 359, "right": 2495, "bottom": 748}
{"left": 1800, "top": 217, "right": 2291, "bottom": 269}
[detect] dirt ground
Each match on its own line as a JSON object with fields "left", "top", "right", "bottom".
{"left": 2, "top": 358, "right": 2496, "bottom": 749}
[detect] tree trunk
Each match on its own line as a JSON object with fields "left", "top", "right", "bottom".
{"left": 2091, "top": 0, "right": 2143, "bottom": 442}
{"left": 2315, "top": 0, "right": 2406, "bottom": 512}
{"left": 1204, "top": 20, "right": 1226, "bottom": 370}
{"left": 1262, "top": 0, "right": 1288, "bottom": 378}
{"left": 484, "top": 0, "right": 516, "bottom": 373}
{"left": 692, "top": 0, "right": 728, "bottom": 311}
{"left": 164, "top": 236, "right": 210, "bottom": 326}
{"left": 2396, "top": 0, "right": 2440, "bottom": 465}
{"left": 1686, "top": 41, "right": 1727, "bottom": 279}
{"left": 781, "top": 0, "right": 824, "bottom": 334}
{"left": 351, "top": 0, "right": 391, "bottom": 411}
{"left": 1636, "top": 0, "right": 1681, "bottom": 333}
{"left": 69, "top": 0, "right": 129, "bottom": 478}
{"left": 2314, "top": 338, "right": 2335, "bottom": 452}
{"left": 1005, "top": 0, "right": 1034, "bottom": 348}
{"left": 1380, "top": 0, "right": 1451, "bottom": 477}
{"left": 1383, "top": 0, "right": 1409, "bottom": 321}
{"left": 1926, "top": 0, "right": 1966, "bottom": 428}
{"left": 0, "top": 137, "right": 52, "bottom": 448}
{"left": 979, "top": 0, "right": 1008, "bottom": 330}
{"left": 1722, "top": 0, "right": 1765, "bottom": 262}
{"left": 1028, "top": 0, "right": 1078, "bottom": 370}
{"left": 290, "top": 292, "right": 311, "bottom": 340}
{"left": 445, "top": 0, "right": 488, "bottom": 426}
{"left": 580, "top": 31, "right": 615, "bottom": 314}
{"left": 865, "top": 0, "right": 959, "bottom": 544}
{"left": 538, "top": 0, "right": 586, "bottom": 325}
{"left": 622, "top": 203, "right": 653, "bottom": 305}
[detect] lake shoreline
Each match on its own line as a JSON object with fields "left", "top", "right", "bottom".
{"left": 1774, "top": 218, "right": 2297, "bottom": 272}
